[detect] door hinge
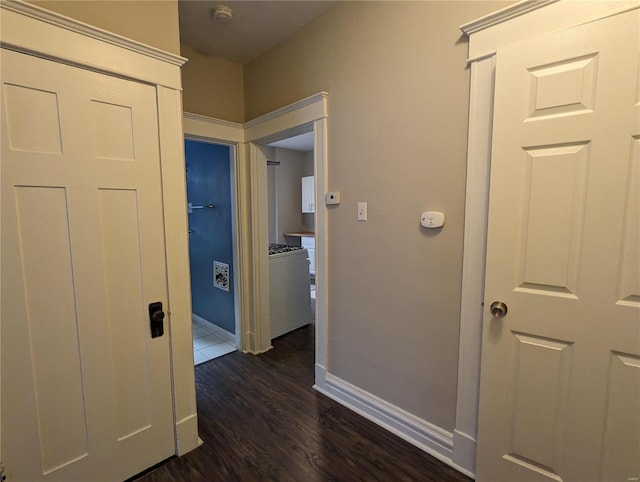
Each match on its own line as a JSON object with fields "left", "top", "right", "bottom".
{"left": 1, "top": 461, "right": 6, "bottom": 481}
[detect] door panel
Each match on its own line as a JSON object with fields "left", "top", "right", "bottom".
{"left": 14, "top": 187, "right": 90, "bottom": 474}
{"left": 618, "top": 137, "right": 639, "bottom": 306}
{"left": 92, "top": 101, "right": 135, "bottom": 160}
{"left": 517, "top": 143, "right": 589, "bottom": 296}
{"left": 477, "top": 10, "right": 640, "bottom": 482}
{"left": 1, "top": 49, "right": 174, "bottom": 481}
{"left": 99, "top": 189, "right": 152, "bottom": 440}
{"left": 506, "top": 333, "right": 573, "bottom": 471}
{"left": 601, "top": 352, "right": 640, "bottom": 481}
{"left": 3, "top": 83, "right": 63, "bottom": 154}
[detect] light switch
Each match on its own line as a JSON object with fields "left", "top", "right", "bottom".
{"left": 358, "top": 202, "right": 367, "bottom": 221}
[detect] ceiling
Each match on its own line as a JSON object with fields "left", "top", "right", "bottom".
{"left": 267, "top": 131, "right": 314, "bottom": 152}
{"left": 178, "top": 1, "right": 335, "bottom": 64}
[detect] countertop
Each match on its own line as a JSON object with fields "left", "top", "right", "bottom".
{"left": 284, "top": 231, "right": 315, "bottom": 237}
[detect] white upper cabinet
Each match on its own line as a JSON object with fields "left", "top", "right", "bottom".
{"left": 301, "top": 175, "right": 314, "bottom": 213}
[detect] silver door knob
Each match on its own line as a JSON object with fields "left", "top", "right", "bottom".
{"left": 490, "top": 301, "right": 508, "bottom": 318}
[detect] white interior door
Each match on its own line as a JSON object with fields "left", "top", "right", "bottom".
{"left": 1, "top": 49, "right": 175, "bottom": 481}
{"left": 477, "top": 9, "right": 639, "bottom": 482}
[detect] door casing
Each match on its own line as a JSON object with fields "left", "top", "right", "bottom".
{"left": 244, "top": 99, "right": 328, "bottom": 363}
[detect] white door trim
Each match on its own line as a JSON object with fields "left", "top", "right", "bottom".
{"left": 183, "top": 113, "right": 245, "bottom": 144}
{"left": 244, "top": 93, "right": 329, "bottom": 373}
{"left": 460, "top": 0, "right": 638, "bottom": 62}
{"left": 0, "top": 0, "right": 200, "bottom": 462}
{"left": 182, "top": 114, "right": 247, "bottom": 351}
{"left": 456, "top": 0, "right": 640, "bottom": 476}
{"left": 453, "top": 54, "right": 496, "bottom": 474}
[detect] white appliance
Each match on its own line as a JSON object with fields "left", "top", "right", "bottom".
{"left": 268, "top": 244, "right": 313, "bottom": 339}
{"left": 301, "top": 236, "right": 315, "bottom": 276}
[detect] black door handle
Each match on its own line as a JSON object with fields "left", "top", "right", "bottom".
{"left": 149, "top": 301, "right": 165, "bottom": 338}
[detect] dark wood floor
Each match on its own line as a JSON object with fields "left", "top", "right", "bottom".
{"left": 135, "top": 325, "right": 471, "bottom": 482}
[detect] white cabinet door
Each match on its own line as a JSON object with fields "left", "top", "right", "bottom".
{"left": 477, "top": 10, "right": 639, "bottom": 482}
{"left": 1, "top": 49, "right": 175, "bottom": 482}
{"left": 302, "top": 175, "right": 315, "bottom": 213}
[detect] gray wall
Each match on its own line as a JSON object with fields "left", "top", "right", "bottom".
{"left": 30, "top": 1, "right": 180, "bottom": 55}
{"left": 180, "top": 42, "right": 245, "bottom": 123}
{"left": 244, "top": 1, "right": 505, "bottom": 431}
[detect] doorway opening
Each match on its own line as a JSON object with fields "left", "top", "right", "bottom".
{"left": 181, "top": 92, "right": 328, "bottom": 375}
{"left": 264, "top": 130, "right": 316, "bottom": 342}
{"left": 184, "top": 138, "right": 239, "bottom": 364}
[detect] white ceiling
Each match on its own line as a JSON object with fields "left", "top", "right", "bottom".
{"left": 178, "top": 1, "right": 335, "bottom": 64}
{"left": 267, "top": 131, "right": 314, "bottom": 152}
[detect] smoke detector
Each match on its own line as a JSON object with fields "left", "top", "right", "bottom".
{"left": 213, "top": 5, "right": 233, "bottom": 23}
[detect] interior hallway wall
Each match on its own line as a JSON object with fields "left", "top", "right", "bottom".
{"left": 29, "top": 0, "right": 180, "bottom": 55}
{"left": 243, "top": 1, "right": 506, "bottom": 431}
{"left": 180, "top": 43, "right": 245, "bottom": 123}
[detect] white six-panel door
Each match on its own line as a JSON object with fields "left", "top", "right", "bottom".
{"left": 477, "top": 9, "right": 639, "bottom": 482}
{"left": 1, "top": 49, "right": 175, "bottom": 481}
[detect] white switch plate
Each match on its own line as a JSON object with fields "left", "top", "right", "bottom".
{"left": 325, "top": 191, "right": 341, "bottom": 205}
{"left": 358, "top": 202, "right": 367, "bottom": 221}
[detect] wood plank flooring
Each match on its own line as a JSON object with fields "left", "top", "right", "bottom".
{"left": 135, "top": 325, "right": 471, "bottom": 482}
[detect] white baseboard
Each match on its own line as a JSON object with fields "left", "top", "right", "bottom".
{"left": 192, "top": 313, "right": 236, "bottom": 345}
{"left": 175, "top": 413, "right": 199, "bottom": 456}
{"left": 313, "top": 367, "right": 475, "bottom": 479}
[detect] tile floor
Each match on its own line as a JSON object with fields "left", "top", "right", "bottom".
{"left": 192, "top": 317, "right": 236, "bottom": 366}
{"left": 193, "top": 281, "right": 315, "bottom": 366}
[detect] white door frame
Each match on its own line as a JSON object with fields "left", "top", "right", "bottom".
{"left": 0, "top": 0, "right": 200, "bottom": 461}
{"left": 455, "top": 0, "right": 640, "bottom": 475}
{"left": 244, "top": 93, "right": 328, "bottom": 367}
{"left": 182, "top": 117, "right": 245, "bottom": 348}
{"left": 183, "top": 93, "right": 329, "bottom": 373}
